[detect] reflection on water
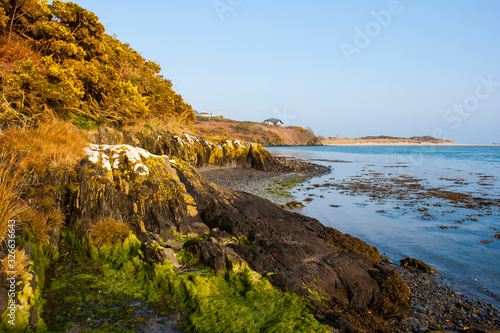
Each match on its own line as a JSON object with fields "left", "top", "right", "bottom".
{"left": 267, "top": 146, "right": 500, "bottom": 307}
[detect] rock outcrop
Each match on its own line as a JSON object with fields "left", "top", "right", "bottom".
{"left": 67, "top": 143, "right": 411, "bottom": 330}
{"left": 91, "top": 127, "right": 329, "bottom": 173}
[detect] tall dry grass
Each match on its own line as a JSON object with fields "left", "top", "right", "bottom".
{"left": 0, "top": 157, "right": 29, "bottom": 243}
{"left": 22, "top": 210, "right": 52, "bottom": 246}
{"left": 0, "top": 119, "right": 89, "bottom": 171}
{"left": 0, "top": 119, "right": 88, "bottom": 247}
{"left": 0, "top": 248, "right": 30, "bottom": 278}
{"left": 87, "top": 217, "right": 131, "bottom": 247}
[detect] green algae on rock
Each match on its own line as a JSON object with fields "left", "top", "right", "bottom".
{"left": 43, "top": 230, "right": 328, "bottom": 333}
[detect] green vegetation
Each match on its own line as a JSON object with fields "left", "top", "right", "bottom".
{"left": 0, "top": 0, "right": 195, "bottom": 129}
{"left": 252, "top": 175, "right": 311, "bottom": 205}
{"left": 43, "top": 231, "right": 327, "bottom": 333}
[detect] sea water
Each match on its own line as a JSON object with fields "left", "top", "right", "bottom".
{"left": 267, "top": 145, "right": 500, "bottom": 307}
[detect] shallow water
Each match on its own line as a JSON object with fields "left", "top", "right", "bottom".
{"left": 267, "top": 145, "right": 500, "bottom": 307}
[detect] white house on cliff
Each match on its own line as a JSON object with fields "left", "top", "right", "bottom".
{"left": 262, "top": 118, "right": 283, "bottom": 126}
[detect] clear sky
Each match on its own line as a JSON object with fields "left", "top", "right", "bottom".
{"left": 74, "top": 0, "right": 500, "bottom": 144}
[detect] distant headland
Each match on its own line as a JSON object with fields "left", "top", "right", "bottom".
{"left": 320, "top": 135, "right": 455, "bottom": 145}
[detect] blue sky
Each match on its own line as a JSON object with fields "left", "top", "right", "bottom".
{"left": 75, "top": 0, "right": 500, "bottom": 144}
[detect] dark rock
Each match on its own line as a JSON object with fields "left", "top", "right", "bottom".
{"left": 178, "top": 161, "right": 410, "bottom": 318}
{"left": 29, "top": 306, "right": 38, "bottom": 329}
{"left": 160, "top": 248, "right": 180, "bottom": 268}
{"left": 141, "top": 241, "right": 161, "bottom": 263}
{"left": 118, "top": 131, "right": 331, "bottom": 173}
{"left": 72, "top": 145, "right": 211, "bottom": 238}
{"left": 184, "top": 239, "right": 244, "bottom": 273}
{"left": 185, "top": 239, "right": 226, "bottom": 273}
{"left": 209, "top": 230, "right": 234, "bottom": 246}
{"left": 400, "top": 257, "right": 435, "bottom": 273}
{"left": 161, "top": 241, "right": 184, "bottom": 251}
{"left": 160, "top": 234, "right": 178, "bottom": 242}
{"left": 325, "top": 227, "right": 381, "bottom": 263}
{"left": 30, "top": 271, "right": 37, "bottom": 293}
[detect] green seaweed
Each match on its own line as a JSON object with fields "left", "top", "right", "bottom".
{"left": 253, "top": 174, "right": 312, "bottom": 205}
{"left": 41, "top": 231, "right": 327, "bottom": 333}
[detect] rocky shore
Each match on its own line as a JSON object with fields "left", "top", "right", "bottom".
{"left": 2, "top": 127, "right": 498, "bottom": 332}
{"left": 202, "top": 166, "right": 500, "bottom": 333}
{"left": 69, "top": 142, "right": 411, "bottom": 331}
{"left": 387, "top": 263, "right": 500, "bottom": 332}
{"left": 198, "top": 164, "right": 328, "bottom": 195}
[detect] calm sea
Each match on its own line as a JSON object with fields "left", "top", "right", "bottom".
{"left": 267, "top": 145, "right": 500, "bottom": 307}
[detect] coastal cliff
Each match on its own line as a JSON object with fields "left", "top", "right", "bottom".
{"left": 0, "top": 1, "right": 496, "bottom": 331}
{"left": 192, "top": 118, "right": 322, "bottom": 146}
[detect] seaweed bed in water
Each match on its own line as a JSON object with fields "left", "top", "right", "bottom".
{"left": 302, "top": 169, "right": 500, "bottom": 244}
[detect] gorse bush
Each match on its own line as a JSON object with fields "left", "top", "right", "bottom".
{"left": 0, "top": 0, "right": 195, "bottom": 128}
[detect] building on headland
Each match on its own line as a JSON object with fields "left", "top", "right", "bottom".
{"left": 195, "top": 111, "right": 218, "bottom": 118}
{"left": 262, "top": 118, "right": 283, "bottom": 126}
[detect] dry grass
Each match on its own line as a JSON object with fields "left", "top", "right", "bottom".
{"left": 20, "top": 206, "right": 65, "bottom": 247}
{"left": 87, "top": 217, "right": 131, "bottom": 247}
{"left": 0, "top": 119, "right": 89, "bottom": 171}
{"left": 22, "top": 210, "right": 51, "bottom": 246}
{"left": 0, "top": 157, "right": 29, "bottom": 243}
{"left": 46, "top": 207, "right": 65, "bottom": 231}
{"left": 1, "top": 248, "right": 30, "bottom": 278}
{"left": 122, "top": 116, "right": 194, "bottom": 136}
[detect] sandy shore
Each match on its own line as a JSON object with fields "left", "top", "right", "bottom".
{"left": 199, "top": 166, "right": 500, "bottom": 332}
